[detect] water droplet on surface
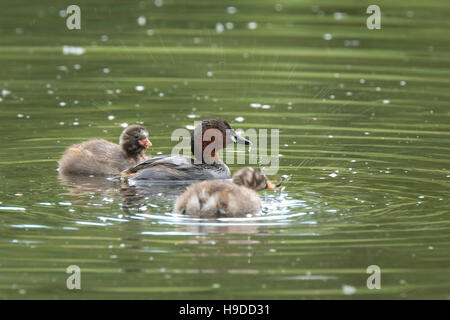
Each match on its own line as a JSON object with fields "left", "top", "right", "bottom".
{"left": 225, "top": 22, "right": 234, "bottom": 30}
{"left": 342, "top": 285, "right": 356, "bottom": 295}
{"left": 215, "top": 23, "right": 224, "bottom": 33}
{"left": 226, "top": 6, "right": 237, "bottom": 14}
{"left": 328, "top": 173, "right": 337, "bottom": 178}
{"left": 275, "top": 4, "right": 283, "bottom": 12}
{"left": 248, "top": 22, "right": 258, "bottom": 30}
{"left": 137, "top": 16, "right": 146, "bottom": 26}
{"left": 333, "top": 12, "right": 347, "bottom": 20}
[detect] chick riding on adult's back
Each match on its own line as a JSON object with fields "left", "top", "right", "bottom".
{"left": 59, "top": 125, "right": 152, "bottom": 176}
{"left": 122, "top": 119, "right": 250, "bottom": 181}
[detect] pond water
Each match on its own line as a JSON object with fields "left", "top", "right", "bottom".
{"left": 0, "top": 0, "right": 449, "bottom": 299}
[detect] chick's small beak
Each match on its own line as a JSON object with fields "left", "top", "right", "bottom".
{"left": 266, "top": 180, "right": 277, "bottom": 190}
{"left": 138, "top": 138, "right": 152, "bottom": 148}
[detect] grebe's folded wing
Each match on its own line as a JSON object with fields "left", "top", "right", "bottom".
{"left": 121, "top": 155, "right": 201, "bottom": 180}
{"left": 121, "top": 155, "right": 230, "bottom": 181}
{"left": 122, "top": 155, "right": 191, "bottom": 175}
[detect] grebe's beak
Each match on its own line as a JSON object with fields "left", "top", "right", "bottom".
{"left": 138, "top": 138, "right": 152, "bottom": 148}
{"left": 232, "top": 134, "right": 251, "bottom": 145}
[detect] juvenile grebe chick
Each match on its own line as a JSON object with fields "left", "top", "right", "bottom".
{"left": 58, "top": 125, "right": 151, "bottom": 176}
{"left": 174, "top": 167, "right": 278, "bottom": 217}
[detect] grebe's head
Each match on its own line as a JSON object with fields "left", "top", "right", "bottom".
{"left": 232, "top": 167, "right": 277, "bottom": 191}
{"left": 190, "top": 119, "right": 250, "bottom": 163}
